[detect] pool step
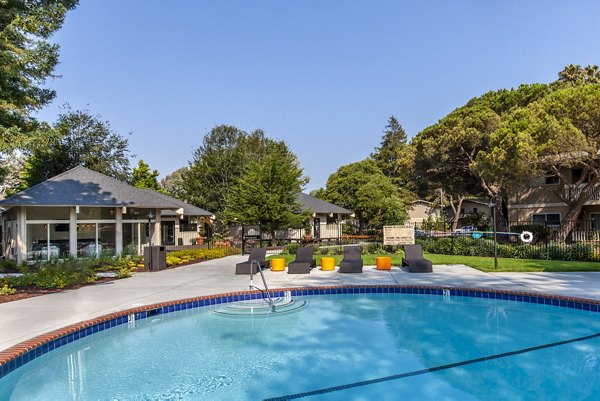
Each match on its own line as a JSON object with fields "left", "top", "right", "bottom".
{"left": 213, "top": 297, "right": 307, "bottom": 316}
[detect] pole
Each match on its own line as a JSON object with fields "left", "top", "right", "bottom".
{"left": 493, "top": 201, "right": 498, "bottom": 270}
{"left": 148, "top": 212, "right": 154, "bottom": 271}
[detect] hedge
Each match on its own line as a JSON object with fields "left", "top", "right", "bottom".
{"left": 166, "top": 247, "right": 241, "bottom": 267}
{"left": 417, "top": 237, "right": 598, "bottom": 262}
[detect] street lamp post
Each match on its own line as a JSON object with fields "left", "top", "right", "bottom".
{"left": 488, "top": 199, "right": 498, "bottom": 270}
{"left": 147, "top": 212, "right": 155, "bottom": 270}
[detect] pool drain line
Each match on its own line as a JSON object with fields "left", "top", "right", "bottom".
{"left": 264, "top": 329, "right": 600, "bottom": 401}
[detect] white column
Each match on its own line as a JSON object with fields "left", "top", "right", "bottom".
{"left": 16, "top": 206, "right": 27, "bottom": 263}
{"left": 154, "top": 208, "right": 161, "bottom": 245}
{"left": 115, "top": 207, "right": 123, "bottom": 256}
{"left": 69, "top": 207, "right": 77, "bottom": 257}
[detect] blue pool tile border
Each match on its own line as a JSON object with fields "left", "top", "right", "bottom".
{"left": 2, "top": 285, "right": 600, "bottom": 379}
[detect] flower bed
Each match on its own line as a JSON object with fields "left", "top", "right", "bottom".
{"left": 166, "top": 247, "right": 241, "bottom": 267}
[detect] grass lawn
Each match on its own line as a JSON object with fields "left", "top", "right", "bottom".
{"left": 425, "top": 253, "right": 600, "bottom": 272}
{"left": 267, "top": 253, "right": 404, "bottom": 267}
{"left": 269, "top": 253, "right": 600, "bottom": 272}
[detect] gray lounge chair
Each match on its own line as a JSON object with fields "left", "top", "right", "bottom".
{"left": 402, "top": 244, "right": 433, "bottom": 273}
{"left": 235, "top": 248, "right": 270, "bottom": 275}
{"left": 288, "top": 247, "right": 316, "bottom": 274}
{"left": 338, "top": 246, "right": 363, "bottom": 273}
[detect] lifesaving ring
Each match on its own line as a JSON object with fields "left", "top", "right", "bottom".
{"left": 520, "top": 231, "right": 534, "bottom": 244}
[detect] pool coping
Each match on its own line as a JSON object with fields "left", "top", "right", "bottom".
{"left": 2, "top": 284, "right": 600, "bottom": 379}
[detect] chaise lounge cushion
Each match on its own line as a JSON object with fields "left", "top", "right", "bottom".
{"left": 235, "top": 248, "right": 270, "bottom": 275}
{"left": 288, "top": 247, "right": 317, "bottom": 274}
{"left": 402, "top": 244, "right": 433, "bottom": 273}
{"left": 339, "top": 246, "right": 363, "bottom": 273}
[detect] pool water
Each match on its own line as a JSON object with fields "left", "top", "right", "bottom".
{"left": 2, "top": 293, "right": 600, "bottom": 400}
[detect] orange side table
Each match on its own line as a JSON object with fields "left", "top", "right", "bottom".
{"left": 376, "top": 256, "right": 392, "bottom": 270}
{"left": 321, "top": 257, "right": 335, "bottom": 271}
{"left": 271, "top": 258, "right": 286, "bottom": 272}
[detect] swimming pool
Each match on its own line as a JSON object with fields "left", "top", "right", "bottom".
{"left": 1, "top": 286, "right": 600, "bottom": 400}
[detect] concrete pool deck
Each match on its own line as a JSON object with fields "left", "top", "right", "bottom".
{"left": 2, "top": 254, "right": 600, "bottom": 351}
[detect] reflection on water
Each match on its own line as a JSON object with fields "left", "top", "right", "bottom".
{"left": 2, "top": 294, "right": 600, "bottom": 401}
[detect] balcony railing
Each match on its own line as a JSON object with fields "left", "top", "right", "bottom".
{"left": 564, "top": 184, "right": 600, "bottom": 203}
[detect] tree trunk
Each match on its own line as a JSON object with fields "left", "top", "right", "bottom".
{"left": 555, "top": 208, "right": 583, "bottom": 243}
{"left": 493, "top": 198, "right": 507, "bottom": 233}
{"left": 450, "top": 196, "right": 464, "bottom": 232}
{"left": 553, "top": 176, "right": 600, "bottom": 243}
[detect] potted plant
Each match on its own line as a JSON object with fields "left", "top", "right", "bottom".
{"left": 302, "top": 225, "right": 312, "bottom": 242}
{"left": 196, "top": 224, "right": 206, "bottom": 245}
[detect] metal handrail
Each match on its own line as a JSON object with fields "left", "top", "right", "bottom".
{"left": 249, "top": 259, "right": 276, "bottom": 312}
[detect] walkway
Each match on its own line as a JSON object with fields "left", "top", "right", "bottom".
{"left": 2, "top": 254, "right": 600, "bottom": 351}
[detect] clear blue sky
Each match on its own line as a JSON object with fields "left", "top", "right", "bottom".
{"left": 37, "top": 0, "right": 600, "bottom": 191}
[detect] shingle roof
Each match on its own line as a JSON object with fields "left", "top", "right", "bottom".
{"left": 0, "top": 166, "right": 182, "bottom": 209}
{"left": 140, "top": 189, "right": 213, "bottom": 217}
{"left": 296, "top": 193, "right": 353, "bottom": 215}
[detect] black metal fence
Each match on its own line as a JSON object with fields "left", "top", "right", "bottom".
{"left": 415, "top": 220, "right": 600, "bottom": 262}
{"left": 167, "top": 221, "right": 600, "bottom": 262}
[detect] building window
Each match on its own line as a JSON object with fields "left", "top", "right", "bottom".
{"left": 26, "top": 207, "right": 70, "bottom": 220}
{"left": 123, "top": 208, "right": 151, "bottom": 220}
{"left": 532, "top": 213, "right": 561, "bottom": 226}
{"left": 76, "top": 223, "right": 116, "bottom": 257}
{"left": 572, "top": 168, "right": 591, "bottom": 184}
{"left": 26, "top": 223, "right": 69, "bottom": 260}
{"left": 544, "top": 175, "right": 559, "bottom": 185}
{"left": 326, "top": 214, "right": 338, "bottom": 225}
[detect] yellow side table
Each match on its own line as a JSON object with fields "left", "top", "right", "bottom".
{"left": 376, "top": 256, "right": 392, "bottom": 270}
{"left": 321, "top": 257, "right": 335, "bottom": 271}
{"left": 271, "top": 258, "right": 286, "bottom": 272}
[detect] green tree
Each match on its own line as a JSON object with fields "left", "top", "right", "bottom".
{"left": 309, "top": 188, "right": 327, "bottom": 200}
{"left": 1, "top": 0, "right": 78, "bottom": 151}
{"left": 182, "top": 125, "right": 271, "bottom": 216}
{"left": 161, "top": 166, "right": 188, "bottom": 199}
{"left": 356, "top": 176, "right": 407, "bottom": 227}
{"left": 412, "top": 83, "right": 551, "bottom": 231}
{"left": 371, "top": 116, "right": 415, "bottom": 195}
{"left": 557, "top": 64, "right": 600, "bottom": 85}
{"left": 224, "top": 140, "right": 309, "bottom": 238}
{"left": 131, "top": 160, "right": 161, "bottom": 190}
{"left": 21, "top": 110, "right": 131, "bottom": 187}
{"left": 477, "top": 84, "right": 600, "bottom": 241}
{"left": 324, "top": 159, "right": 407, "bottom": 229}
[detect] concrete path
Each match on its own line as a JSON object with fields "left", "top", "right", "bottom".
{"left": 2, "top": 254, "right": 600, "bottom": 351}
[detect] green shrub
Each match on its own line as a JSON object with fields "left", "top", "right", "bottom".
{"left": 419, "top": 236, "right": 599, "bottom": 262}
{"left": 365, "top": 242, "right": 385, "bottom": 254}
{"left": 0, "top": 260, "right": 18, "bottom": 273}
{"left": 510, "top": 224, "right": 550, "bottom": 244}
{"left": 165, "top": 247, "right": 241, "bottom": 267}
{"left": 8, "top": 259, "right": 97, "bottom": 289}
{"left": 0, "top": 282, "right": 16, "bottom": 295}
{"left": 116, "top": 265, "right": 133, "bottom": 279}
{"left": 285, "top": 243, "right": 299, "bottom": 255}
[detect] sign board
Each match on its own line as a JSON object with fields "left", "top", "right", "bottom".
{"left": 383, "top": 225, "right": 415, "bottom": 245}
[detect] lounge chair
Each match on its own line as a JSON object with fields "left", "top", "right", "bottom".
{"left": 338, "top": 246, "right": 363, "bottom": 273}
{"left": 288, "top": 247, "right": 316, "bottom": 274}
{"left": 402, "top": 244, "right": 433, "bottom": 273}
{"left": 235, "top": 248, "right": 270, "bottom": 275}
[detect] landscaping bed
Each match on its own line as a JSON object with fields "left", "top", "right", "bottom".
{"left": 165, "top": 247, "right": 241, "bottom": 267}
{"left": 0, "top": 256, "right": 143, "bottom": 303}
{"left": 0, "top": 248, "right": 243, "bottom": 304}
